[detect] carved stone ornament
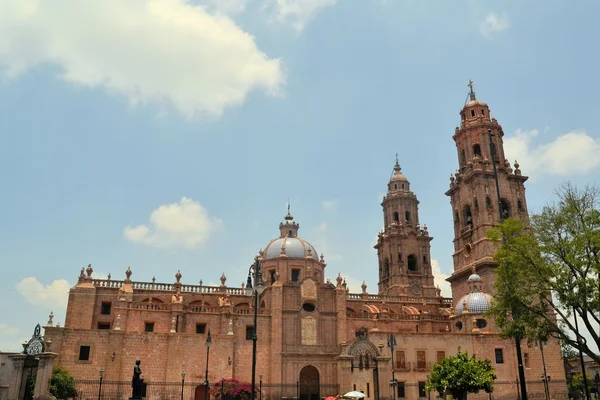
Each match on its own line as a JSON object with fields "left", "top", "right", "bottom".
{"left": 25, "top": 324, "right": 45, "bottom": 356}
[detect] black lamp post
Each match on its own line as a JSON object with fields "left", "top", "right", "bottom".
{"left": 539, "top": 341, "right": 550, "bottom": 400}
{"left": 204, "top": 330, "right": 212, "bottom": 400}
{"left": 259, "top": 374, "right": 263, "bottom": 400}
{"left": 246, "top": 256, "right": 265, "bottom": 400}
{"left": 98, "top": 368, "right": 104, "bottom": 400}
{"left": 181, "top": 371, "right": 186, "bottom": 400}
{"left": 387, "top": 333, "right": 397, "bottom": 399}
{"left": 488, "top": 128, "right": 528, "bottom": 400}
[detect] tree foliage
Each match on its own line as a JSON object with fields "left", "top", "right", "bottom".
{"left": 49, "top": 366, "right": 77, "bottom": 399}
{"left": 487, "top": 183, "right": 600, "bottom": 365}
{"left": 426, "top": 348, "right": 496, "bottom": 400}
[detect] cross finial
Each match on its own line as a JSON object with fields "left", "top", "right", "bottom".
{"left": 394, "top": 154, "right": 401, "bottom": 172}
{"left": 468, "top": 79, "right": 476, "bottom": 100}
{"left": 287, "top": 198, "right": 290, "bottom": 215}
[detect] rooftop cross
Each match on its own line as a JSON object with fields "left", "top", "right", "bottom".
{"left": 468, "top": 79, "right": 476, "bottom": 101}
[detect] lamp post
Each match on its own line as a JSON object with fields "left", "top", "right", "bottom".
{"left": 181, "top": 371, "right": 186, "bottom": 400}
{"left": 425, "top": 373, "right": 431, "bottom": 400}
{"left": 387, "top": 333, "right": 397, "bottom": 399}
{"left": 488, "top": 128, "right": 528, "bottom": 400}
{"left": 539, "top": 341, "right": 550, "bottom": 400}
{"left": 573, "top": 309, "right": 592, "bottom": 400}
{"left": 259, "top": 374, "right": 263, "bottom": 400}
{"left": 204, "top": 331, "right": 212, "bottom": 400}
{"left": 98, "top": 369, "right": 104, "bottom": 400}
{"left": 246, "top": 256, "right": 265, "bottom": 400}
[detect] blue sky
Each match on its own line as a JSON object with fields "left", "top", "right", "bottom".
{"left": 1, "top": 0, "right": 599, "bottom": 352}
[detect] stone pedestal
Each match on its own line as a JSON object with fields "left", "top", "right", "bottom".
{"left": 33, "top": 352, "right": 59, "bottom": 399}
{"left": 7, "top": 354, "right": 27, "bottom": 400}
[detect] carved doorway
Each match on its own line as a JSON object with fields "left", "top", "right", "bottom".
{"left": 195, "top": 384, "right": 210, "bottom": 400}
{"left": 299, "top": 365, "right": 320, "bottom": 400}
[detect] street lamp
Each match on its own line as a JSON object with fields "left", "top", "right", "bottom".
{"left": 181, "top": 371, "right": 186, "bottom": 400}
{"left": 204, "top": 331, "right": 212, "bottom": 400}
{"left": 98, "top": 369, "right": 104, "bottom": 400}
{"left": 259, "top": 374, "right": 263, "bottom": 400}
{"left": 488, "top": 128, "right": 528, "bottom": 400}
{"left": 246, "top": 256, "right": 265, "bottom": 400}
{"left": 425, "top": 374, "right": 431, "bottom": 400}
{"left": 387, "top": 333, "right": 397, "bottom": 399}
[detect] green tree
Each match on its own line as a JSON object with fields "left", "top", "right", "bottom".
{"left": 486, "top": 183, "right": 600, "bottom": 365}
{"left": 425, "top": 348, "right": 496, "bottom": 400}
{"left": 49, "top": 366, "right": 77, "bottom": 399}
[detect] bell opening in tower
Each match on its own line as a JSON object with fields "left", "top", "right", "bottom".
{"left": 407, "top": 254, "right": 417, "bottom": 272}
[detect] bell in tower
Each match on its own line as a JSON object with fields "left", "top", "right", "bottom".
{"left": 445, "top": 81, "right": 530, "bottom": 305}
{"left": 374, "top": 157, "right": 437, "bottom": 298}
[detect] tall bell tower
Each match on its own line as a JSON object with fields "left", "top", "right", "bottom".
{"left": 445, "top": 81, "right": 530, "bottom": 304}
{"left": 374, "top": 157, "right": 437, "bottom": 297}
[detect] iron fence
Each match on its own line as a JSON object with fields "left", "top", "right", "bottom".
{"left": 74, "top": 380, "right": 340, "bottom": 400}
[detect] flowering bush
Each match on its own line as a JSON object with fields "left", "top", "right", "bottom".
{"left": 212, "top": 378, "right": 257, "bottom": 400}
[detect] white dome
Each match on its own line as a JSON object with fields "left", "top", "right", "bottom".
{"left": 263, "top": 236, "right": 319, "bottom": 260}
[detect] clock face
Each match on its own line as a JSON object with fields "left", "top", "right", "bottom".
{"left": 411, "top": 284, "right": 421, "bottom": 294}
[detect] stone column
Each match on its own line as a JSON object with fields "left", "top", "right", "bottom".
{"left": 7, "top": 354, "right": 27, "bottom": 400}
{"left": 33, "top": 352, "right": 59, "bottom": 398}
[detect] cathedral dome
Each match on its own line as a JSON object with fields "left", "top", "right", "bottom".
{"left": 262, "top": 207, "right": 320, "bottom": 261}
{"left": 390, "top": 158, "right": 408, "bottom": 183}
{"left": 465, "top": 99, "right": 488, "bottom": 108}
{"left": 263, "top": 236, "right": 319, "bottom": 260}
{"left": 455, "top": 292, "right": 493, "bottom": 316}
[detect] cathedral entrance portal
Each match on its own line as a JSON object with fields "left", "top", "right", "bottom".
{"left": 299, "top": 365, "right": 320, "bottom": 400}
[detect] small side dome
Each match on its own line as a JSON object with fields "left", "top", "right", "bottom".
{"left": 455, "top": 292, "right": 493, "bottom": 316}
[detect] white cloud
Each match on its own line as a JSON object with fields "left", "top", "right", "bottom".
{"left": 0, "top": 0, "right": 285, "bottom": 118}
{"left": 311, "top": 221, "right": 343, "bottom": 261}
{"left": 0, "top": 324, "right": 21, "bottom": 352}
{"left": 322, "top": 199, "right": 338, "bottom": 212}
{"left": 16, "top": 277, "right": 70, "bottom": 310}
{"left": 0, "top": 323, "right": 18, "bottom": 337}
{"left": 264, "top": 0, "right": 338, "bottom": 33}
{"left": 504, "top": 129, "right": 600, "bottom": 178}
{"left": 124, "top": 197, "right": 222, "bottom": 249}
{"left": 479, "top": 12, "right": 510, "bottom": 38}
{"left": 431, "top": 259, "right": 451, "bottom": 297}
{"left": 201, "top": 0, "right": 247, "bottom": 15}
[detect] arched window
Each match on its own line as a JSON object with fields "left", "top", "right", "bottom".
{"left": 393, "top": 211, "right": 399, "bottom": 224}
{"left": 473, "top": 144, "right": 481, "bottom": 157}
{"left": 474, "top": 198, "right": 479, "bottom": 209}
{"left": 405, "top": 211, "right": 411, "bottom": 224}
{"left": 463, "top": 205, "right": 473, "bottom": 226}
{"left": 517, "top": 199, "right": 523, "bottom": 211}
{"left": 398, "top": 253, "right": 402, "bottom": 264}
{"left": 269, "top": 270, "right": 276, "bottom": 284}
{"left": 460, "top": 149, "right": 466, "bottom": 166}
{"left": 485, "top": 196, "right": 492, "bottom": 208}
{"left": 394, "top": 184, "right": 397, "bottom": 190}
{"left": 407, "top": 254, "right": 417, "bottom": 272}
{"left": 384, "top": 258, "right": 390, "bottom": 277}
{"left": 454, "top": 210, "right": 459, "bottom": 225}
{"left": 500, "top": 199, "right": 510, "bottom": 220}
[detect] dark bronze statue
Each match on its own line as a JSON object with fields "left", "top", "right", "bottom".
{"left": 131, "top": 360, "right": 144, "bottom": 399}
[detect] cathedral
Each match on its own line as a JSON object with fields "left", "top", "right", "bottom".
{"left": 41, "top": 86, "right": 567, "bottom": 400}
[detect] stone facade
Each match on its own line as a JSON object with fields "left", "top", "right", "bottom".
{"left": 43, "top": 86, "right": 568, "bottom": 400}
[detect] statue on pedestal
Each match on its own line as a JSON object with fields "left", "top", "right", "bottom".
{"left": 130, "top": 360, "right": 145, "bottom": 399}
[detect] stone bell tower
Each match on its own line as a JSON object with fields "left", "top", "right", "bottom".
{"left": 374, "top": 157, "right": 436, "bottom": 297}
{"left": 445, "top": 81, "right": 530, "bottom": 304}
